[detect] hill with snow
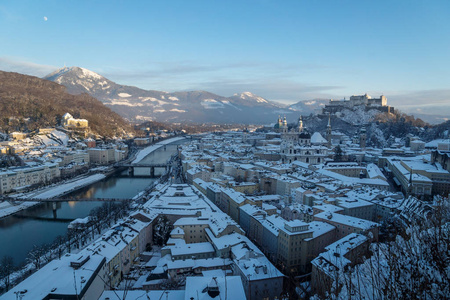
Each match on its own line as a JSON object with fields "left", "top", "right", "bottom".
{"left": 0, "top": 70, "right": 132, "bottom": 137}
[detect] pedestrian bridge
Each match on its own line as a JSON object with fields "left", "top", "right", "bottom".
{"left": 116, "top": 163, "right": 169, "bottom": 168}
{"left": 114, "top": 163, "right": 171, "bottom": 177}
{"left": 2, "top": 196, "right": 129, "bottom": 203}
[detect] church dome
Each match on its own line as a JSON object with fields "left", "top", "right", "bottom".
{"left": 299, "top": 132, "right": 311, "bottom": 139}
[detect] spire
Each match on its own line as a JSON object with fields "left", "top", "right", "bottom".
{"left": 326, "top": 113, "right": 332, "bottom": 148}
{"left": 282, "top": 116, "right": 288, "bottom": 134}
{"left": 277, "top": 115, "right": 282, "bottom": 131}
{"left": 298, "top": 115, "right": 303, "bottom": 132}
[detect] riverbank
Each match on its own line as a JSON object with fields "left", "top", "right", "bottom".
{"left": 132, "top": 136, "right": 186, "bottom": 164}
{"left": 0, "top": 138, "right": 186, "bottom": 294}
{"left": 0, "top": 137, "right": 186, "bottom": 220}
{"left": 0, "top": 174, "right": 107, "bottom": 219}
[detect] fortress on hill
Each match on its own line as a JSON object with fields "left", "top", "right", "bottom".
{"left": 322, "top": 93, "right": 393, "bottom": 114}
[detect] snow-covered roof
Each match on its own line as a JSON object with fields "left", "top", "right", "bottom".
{"left": 163, "top": 240, "right": 215, "bottom": 257}
{"left": 99, "top": 290, "right": 185, "bottom": 300}
{"left": 2, "top": 253, "right": 105, "bottom": 300}
{"left": 312, "top": 233, "right": 368, "bottom": 277}
{"left": 166, "top": 257, "right": 232, "bottom": 271}
{"left": 185, "top": 276, "right": 246, "bottom": 300}
{"left": 311, "top": 132, "right": 327, "bottom": 144}
{"left": 315, "top": 211, "right": 379, "bottom": 230}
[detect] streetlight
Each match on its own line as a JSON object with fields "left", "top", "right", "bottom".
{"left": 14, "top": 290, "right": 25, "bottom": 300}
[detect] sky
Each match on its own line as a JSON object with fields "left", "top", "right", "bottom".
{"left": 1, "top": 0, "right": 450, "bottom": 119}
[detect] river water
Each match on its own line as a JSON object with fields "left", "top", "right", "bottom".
{"left": 0, "top": 141, "right": 183, "bottom": 267}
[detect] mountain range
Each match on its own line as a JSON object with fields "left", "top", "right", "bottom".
{"left": 43, "top": 67, "right": 327, "bottom": 124}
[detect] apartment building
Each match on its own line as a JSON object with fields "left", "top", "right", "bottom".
{"left": 0, "top": 162, "right": 60, "bottom": 194}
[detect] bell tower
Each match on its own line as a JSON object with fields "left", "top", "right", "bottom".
{"left": 360, "top": 127, "right": 367, "bottom": 149}
{"left": 326, "top": 113, "right": 332, "bottom": 148}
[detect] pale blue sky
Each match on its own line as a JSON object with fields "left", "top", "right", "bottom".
{"left": 1, "top": 0, "right": 449, "bottom": 116}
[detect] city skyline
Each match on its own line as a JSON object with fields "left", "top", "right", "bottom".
{"left": 1, "top": 0, "right": 449, "bottom": 117}
{"left": 0, "top": 1, "right": 449, "bottom": 295}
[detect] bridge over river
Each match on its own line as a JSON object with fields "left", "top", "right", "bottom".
{"left": 115, "top": 161, "right": 175, "bottom": 177}
{"left": 0, "top": 136, "right": 187, "bottom": 267}
{"left": 1, "top": 196, "right": 129, "bottom": 203}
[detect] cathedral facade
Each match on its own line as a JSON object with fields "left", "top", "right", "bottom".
{"left": 278, "top": 116, "right": 329, "bottom": 164}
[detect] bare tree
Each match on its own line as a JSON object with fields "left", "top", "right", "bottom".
{"left": 28, "top": 245, "right": 45, "bottom": 270}
{"left": 0, "top": 255, "right": 14, "bottom": 292}
{"left": 53, "top": 235, "right": 66, "bottom": 259}
{"left": 330, "top": 195, "right": 450, "bottom": 299}
{"left": 153, "top": 216, "right": 172, "bottom": 246}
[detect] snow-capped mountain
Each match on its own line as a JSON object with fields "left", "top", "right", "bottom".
{"left": 229, "top": 92, "right": 283, "bottom": 108}
{"left": 43, "top": 66, "right": 321, "bottom": 124}
{"left": 43, "top": 66, "right": 163, "bottom": 102}
{"left": 286, "top": 99, "right": 329, "bottom": 115}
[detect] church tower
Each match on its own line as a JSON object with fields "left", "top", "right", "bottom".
{"left": 282, "top": 116, "right": 288, "bottom": 133}
{"left": 326, "top": 113, "right": 332, "bottom": 148}
{"left": 360, "top": 127, "right": 367, "bottom": 149}
{"left": 298, "top": 115, "right": 304, "bottom": 133}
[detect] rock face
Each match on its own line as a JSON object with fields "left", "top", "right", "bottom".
{"left": 0, "top": 70, "right": 132, "bottom": 137}
{"left": 44, "top": 66, "right": 326, "bottom": 124}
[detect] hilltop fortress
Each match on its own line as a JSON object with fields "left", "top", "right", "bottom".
{"left": 322, "top": 93, "right": 393, "bottom": 114}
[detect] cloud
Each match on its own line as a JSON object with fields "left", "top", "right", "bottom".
{"left": 0, "top": 57, "right": 57, "bottom": 77}
{"left": 387, "top": 89, "right": 450, "bottom": 117}
{"left": 43, "top": 16, "right": 48, "bottom": 21}
{"left": 194, "top": 78, "right": 341, "bottom": 102}
{"left": 100, "top": 60, "right": 336, "bottom": 102}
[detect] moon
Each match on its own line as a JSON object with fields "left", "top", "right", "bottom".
{"left": 44, "top": 16, "right": 48, "bottom": 21}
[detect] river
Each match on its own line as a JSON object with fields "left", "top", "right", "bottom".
{"left": 0, "top": 140, "right": 184, "bottom": 267}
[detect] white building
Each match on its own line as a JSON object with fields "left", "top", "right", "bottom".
{"left": 0, "top": 163, "right": 60, "bottom": 194}
{"left": 62, "top": 112, "right": 89, "bottom": 128}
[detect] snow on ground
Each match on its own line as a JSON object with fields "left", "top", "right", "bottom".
{"left": 132, "top": 137, "right": 186, "bottom": 164}
{"left": 221, "top": 100, "right": 241, "bottom": 110}
{"left": 80, "top": 67, "right": 102, "bottom": 79}
{"left": 139, "top": 97, "right": 170, "bottom": 106}
{"left": 0, "top": 200, "right": 38, "bottom": 219}
{"left": 201, "top": 99, "right": 224, "bottom": 109}
{"left": 339, "top": 107, "right": 379, "bottom": 125}
{"left": 135, "top": 115, "right": 154, "bottom": 121}
{"left": 30, "top": 174, "right": 106, "bottom": 199}
{"left": 140, "top": 97, "right": 158, "bottom": 102}
{"left": 36, "top": 134, "right": 57, "bottom": 146}
{"left": 170, "top": 108, "right": 186, "bottom": 113}
{"left": 0, "top": 173, "right": 105, "bottom": 218}
{"left": 118, "top": 92, "right": 132, "bottom": 97}
{"left": 239, "top": 91, "right": 268, "bottom": 103}
{"left": 109, "top": 100, "right": 143, "bottom": 107}
{"left": 35, "top": 129, "right": 69, "bottom": 146}
{"left": 168, "top": 96, "right": 179, "bottom": 101}
{"left": 50, "top": 130, "right": 69, "bottom": 146}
